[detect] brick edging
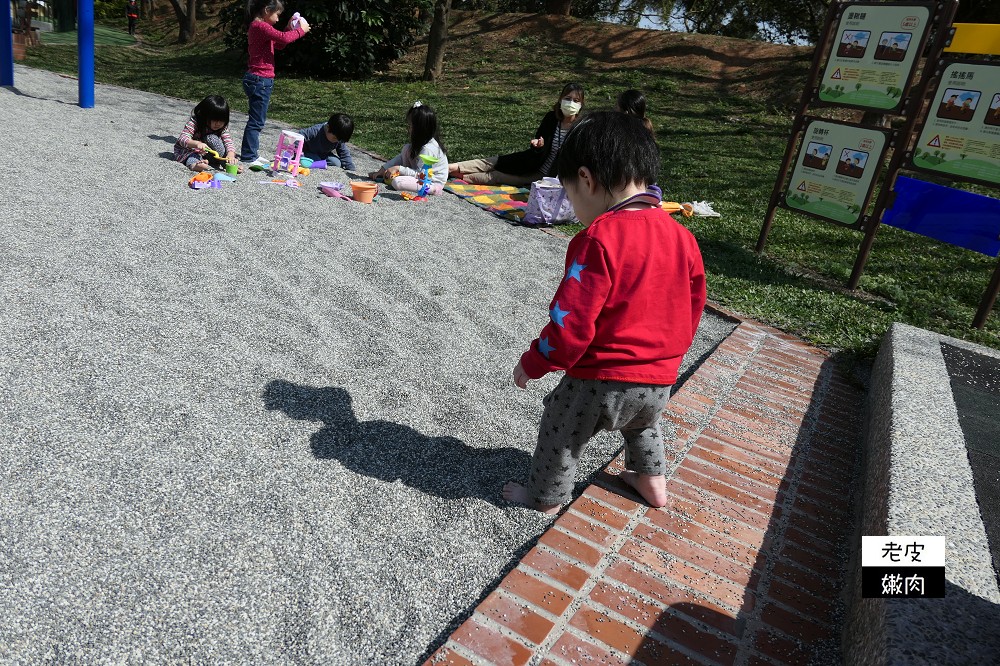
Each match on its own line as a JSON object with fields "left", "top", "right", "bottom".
{"left": 427, "top": 320, "right": 864, "bottom": 666}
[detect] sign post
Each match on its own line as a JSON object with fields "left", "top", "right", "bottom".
{"left": 758, "top": 1, "right": 942, "bottom": 251}
{"left": 785, "top": 119, "right": 890, "bottom": 227}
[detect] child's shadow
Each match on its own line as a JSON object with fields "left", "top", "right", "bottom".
{"left": 150, "top": 135, "right": 177, "bottom": 160}
{"left": 262, "top": 380, "right": 530, "bottom": 507}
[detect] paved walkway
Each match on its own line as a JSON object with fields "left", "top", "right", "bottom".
{"left": 427, "top": 310, "right": 865, "bottom": 665}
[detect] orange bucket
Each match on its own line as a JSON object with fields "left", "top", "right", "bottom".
{"left": 350, "top": 181, "right": 378, "bottom": 204}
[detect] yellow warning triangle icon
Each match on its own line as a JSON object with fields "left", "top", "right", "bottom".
{"left": 831, "top": 68, "right": 842, "bottom": 79}
{"left": 797, "top": 181, "right": 807, "bottom": 191}
{"left": 927, "top": 135, "right": 941, "bottom": 147}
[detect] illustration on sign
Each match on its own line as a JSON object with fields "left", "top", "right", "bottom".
{"left": 986, "top": 94, "right": 1000, "bottom": 127}
{"left": 819, "top": 4, "right": 931, "bottom": 111}
{"left": 837, "top": 30, "right": 871, "bottom": 58}
{"left": 912, "top": 62, "right": 1000, "bottom": 186}
{"left": 836, "top": 148, "right": 870, "bottom": 178}
{"left": 873, "top": 32, "right": 911, "bottom": 62}
{"left": 785, "top": 120, "right": 887, "bottom": 225}
{"left": 936, "top": 88, "right": 981, "bottom": 121}
{"left": 803, "top": 142, "right": 833, "bottom": 169}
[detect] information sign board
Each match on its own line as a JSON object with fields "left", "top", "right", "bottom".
{"left": 910, "top": 61, "right": 1000, "bottom": 187}
{"left": 784, "top": 120, "right": 889, "bottom": 226}
{"left": 818, "top": 3, "right": 932, "bottom": 112}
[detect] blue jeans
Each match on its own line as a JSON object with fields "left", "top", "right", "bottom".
{"left": 240, "top": 72, "right": 274, "bottom": 162}
{"left": 303, "top": 152, "right": 342, "bottom": 168}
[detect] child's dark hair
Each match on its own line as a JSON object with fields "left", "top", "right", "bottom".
{"left": 556, "top": 111, "right": 659, "bottom": 192}
{"left": 246, "top": 0, "right": 283, "bottom": 22}
{"left": 327, "top": 113, "right": 355, "bottom": 142}
{"left": 617, "top": 89, "right": 654, "bottom": 137}
{"left": 193, "top": 95, "right": 230, "bottom": 136}
{"left": 405, "top": 103, "right": 444, "bottom": 160}
{"left": 553, "top": 82, "right": 585, "bottom": 120}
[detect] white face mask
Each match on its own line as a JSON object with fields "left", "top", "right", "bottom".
{"left": 560, "top": 99, "right": 582, "bottom": 116}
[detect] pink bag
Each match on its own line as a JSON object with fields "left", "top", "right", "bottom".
{"left": 523, "top": 177, "right": 577, "bottom": 226}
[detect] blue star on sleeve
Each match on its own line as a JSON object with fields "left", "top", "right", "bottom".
{"left": 566, "top": 260, "right": 587, "bottom": 283}
{"left": 550, "top": 301, "right": 571, "bottom": 327}
{"left": 538, "top": 337, "right": 556, "bottom": 358}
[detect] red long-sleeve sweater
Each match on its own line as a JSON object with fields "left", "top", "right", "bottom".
{"left": 246, "top": 20, "right": 305, "bottom": 78}
{"left": 520, "top": 207, "right": 706, "bottom": 385}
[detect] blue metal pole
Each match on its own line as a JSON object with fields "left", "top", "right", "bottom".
{"left": 1, "top": 0, "right": 14, "bottom": 87}
{"left": 78, "top": 0, "right": 94, "bottom": 107}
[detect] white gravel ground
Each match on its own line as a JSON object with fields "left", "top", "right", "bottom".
{"left": 0, "top": 65, "right": 735, "bottom": 664}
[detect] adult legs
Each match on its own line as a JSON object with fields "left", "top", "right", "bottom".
{"left": 449, "top": 156, "right": 497, "bottom": 179}
{"left": 467, "top": 168, "right": 540, "bottom": 187}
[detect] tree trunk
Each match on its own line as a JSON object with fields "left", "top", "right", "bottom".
{"left": 545, "top": 0, "right": 572, "bottom": 15}
{"left": 141, "top": 0, "right": 154, "bottom": 21}
{"left": 185, "top": 0, "right": 196, "bottom": 40}
{"left": 423, "top": 0, "right": 451, "bottom": 82}
{"left": 167, "top": 0, "right": 196, "bottom": 43}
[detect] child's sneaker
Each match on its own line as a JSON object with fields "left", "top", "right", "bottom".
{"left": 247, "top": 156, "right": 272, "bottom": 171}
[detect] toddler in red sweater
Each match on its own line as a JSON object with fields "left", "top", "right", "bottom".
{"left": 504, "top": 112, "right": 707, "bottom": 514}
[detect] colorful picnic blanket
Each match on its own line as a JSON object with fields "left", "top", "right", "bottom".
{"left": 444, "top": 181, "right": 531, "bottom": 224}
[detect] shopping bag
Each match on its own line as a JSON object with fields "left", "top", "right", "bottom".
{"left": 522, "top": 177, "right": 577, "bottom": 226}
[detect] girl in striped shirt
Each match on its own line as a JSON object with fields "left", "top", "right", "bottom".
{"left": 174, "top": 95, "right": 239, "bottom": 172}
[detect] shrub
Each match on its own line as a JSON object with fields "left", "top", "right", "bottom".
{"left": 218, "top": 0, "right": 433, "bottom": 79}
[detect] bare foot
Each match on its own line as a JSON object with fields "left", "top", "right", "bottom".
{"left": 619, "top": 471, "right": 668, "bottom": 508}
{"left": 502, "top": 482, "right": 561, "bottom": 515}
{"left": 189, "top": 160, "right": 210, "bottom": 172}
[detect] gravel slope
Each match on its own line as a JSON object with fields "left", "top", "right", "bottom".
{"left": 0, "top": 65, "right": 735, "bottom": 664}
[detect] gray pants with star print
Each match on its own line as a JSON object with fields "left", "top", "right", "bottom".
{"left": 527, "top": 375, "right": 672, "bottom": 505}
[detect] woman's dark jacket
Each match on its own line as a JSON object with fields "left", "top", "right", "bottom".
{"left": 495, "top": 111, "right": 560, "bottom": 176}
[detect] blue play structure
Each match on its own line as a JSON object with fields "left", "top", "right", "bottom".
{"left": 883, "top": 177, "right": 1000, "bottom": 258}
{"left": 2, "top": 0, "right": 95, "bottom": 107}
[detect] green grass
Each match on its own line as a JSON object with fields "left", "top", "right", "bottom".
{"left": 22, "top": 13, "right": 1000, "bottom": 359}
{"left": 39, "top": 25, "right": 137, "bottom": 46}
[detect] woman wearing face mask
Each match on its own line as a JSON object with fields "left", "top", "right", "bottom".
{"left": 449, "top": 82, "right": 585, "bottom": 186}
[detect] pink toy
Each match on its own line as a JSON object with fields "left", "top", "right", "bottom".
{"left": 320, "top": 182, "right": 351, "bottom": 201}
{"left": 290, "top": 12, "right": 301, "bottom": 28}
{"left": 272, "top": 129, "right": 305, "bottom": 177}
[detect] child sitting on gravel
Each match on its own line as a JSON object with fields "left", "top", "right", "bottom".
{"left": 368, "top": 102, "right": 448, "bottom": 195}
{"left": 298, "top": 112, "right": 356, "bottom": 169}
{"left": 174, "top": 95, "right": 240, "bottom": 172}
{"left": 504, "top": 111, "right": 706, "bottom": 514}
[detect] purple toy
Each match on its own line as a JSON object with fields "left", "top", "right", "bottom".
{"left": 291, "top": 12, "right": 301, "bottom": 28}
{"left": 311, "top": 160, "right": 327, "bottom": 170}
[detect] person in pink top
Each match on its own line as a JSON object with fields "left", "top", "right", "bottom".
{"left": 504, "top": 111, "right": 706, "bottom": 515}
{"left": 239, "top": 0, "right": 310, "bottom": 163}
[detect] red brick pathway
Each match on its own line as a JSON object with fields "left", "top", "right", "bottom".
{"left": 427, "top": 315, "right": 864, "bottom": 666}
